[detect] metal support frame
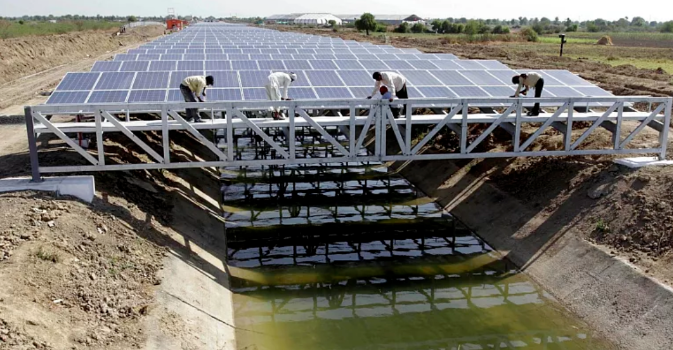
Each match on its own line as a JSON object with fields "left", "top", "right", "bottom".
{"left": 24, "top": 96, "right": 673, "bottom": 174}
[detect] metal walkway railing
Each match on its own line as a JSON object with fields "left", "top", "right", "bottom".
{"left": 25, "top": 96, "right": 672, "bottom": 181}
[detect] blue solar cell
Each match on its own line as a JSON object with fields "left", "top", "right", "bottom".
{"left": 161, "top": 54, "right": 183, "bottom": 61}
{"left": 417, "top": 87, "right": 457, "bottom": 98}
{"left": 239, "top": 71, "right": 272, "bottom": 87}
{"left": 128, "top": 49, "right": 146, "bottom": 54}
{"left": 120, "top": 61, "right": 149, "bottom": 72}
{"left": 314, "top": 87, "right": 353, "bottom": 99}
{"left": 375, "top": 54, "right": 398, "bottom": 60}
{"left": 132, "top": 72, "right": 170, "bottom": 89}
{"left": 208, "top": 89, "right": 243, "bottom": 101}
{"left": 167, "top": 90, "right": 183, "bottom": 102}
{"left": 278, "top": 49, "right": 298, "bottom": 54}
{"left": 284, "top": 60, "right": 312, "bottom": 70}
{"left": 487, "top": 70, "right": 519, "bottom": 85}
{"left": 477, "top": 60, "right": 509, "bottom": 69}
{"left": 94, "top": 72, "right": 135, "bottom": 90}
{"left": 136, "top": 54, "right": 161, "bottom": 61}
{"left": 359, "top": 60, "right": 390, "bottom": 70}
{"left": 260, "top": 49, "right": 280, "bottom": 54}
{"left": 459, "top": 70, "right": 505, "bottom": 85}
{"left": 334, "top": 54, "right": 357, "bottom": 60}
{"left": 257, "top": 60, "right": 286, "bottom": 70}
{"left": 177, "top": 61, "right": 205, "bottom": 71}
{"left": 349, "top": 49, "right": 369, "bottom": 54}
{"left": 128, "top": 90, "right": 166, "bottom": 102}
{"left": 543, "top": 70, "right": 594, "bottom": 86}
{"left": 427, "top": 71, "right": 473, "bottom": 86}
{"left": 184, "top": 54, "right": 206, "bottom": 60}
{"left": 348, "top": 87, "right": 372, "bottom": 98}
{"left": 206, "top": 71, "right": 240, "bottom": 88}
{"left": 334, "top": 60, "right": 363, "bottom": 70}
{"left": 289, "top": 87, "right": 317, "bottom": 99}
{"left": 407, "top": 60, "right": 439, "bottom": 70}
{"left": 305, "top": 71, "right": 345, "bottom": 87}
{"left": 92, "top": 61, "right": 122, "bottom": 72}
{"left": 430, "top": 60, "right": 463, "bottom": 70}
{"left": 88, "top": 90, "right": 128, "bottom": 103}
{"left": 242, "top": 88, "right": 268, "bottom": 100}
{"left": 206, "top": 54, "right": 228, "bottom": 61}
{"left": 223, "top": 49, "right": 244, "bottom": 54}
{"left": 206, "top": 48, "right": 224, "bottom": 54}
{"left": 573, "top": 86, "right": 613, "bottom": 97}
{"left": 449, "top": 86, "right": 490, "bottom": 97}
{"left": 331, "top": 49, "right": 351, "bottom": 54}
{"left": 536, "top": 72, "right": 566, "bottom": 86}
{"left": 241, "top": 48, "right": 261, "bottom": 54}
{"left": 46, "top": 91, "right": 90, "bottom": 104}
{"left": 250, "top": 54, "right": 272, "bottom": 60}
{"left": 434, "top": 53, "right": 459, "bottom": 60}
{"left": 455, "top": 61, "right": 487, "bottom": 69}
{"left": 114, "top": 54, "right": 137, "bottom": 61}
{"left": 354, "top": 54, "right": 377, "bottom": 60}
{"left": 228, "top": 54, "right": 250, "bottom": 60}
{"left": 149, "top": 61, "right": 177, "bottom": 71}
{"left": 147, "top": 49, "right": 167, "bottom": 55}
{"left": 169, "top": 71, "right": 203, "bottom": 88}
{"left": 232, "top": 61, "right": 259, "bottom": 70}
{"left": 546, "top": 86, "right": 585, "bottom": 97}
{"left": 314, "top": 54, "right": 336, "bottom": 60}
{"left": 296, "top": 49, "right": 316, "bottom": 54}
{"left": 385, "top": 60, "right": 414, "bottom": 70}
{"left": 481, "top": 86, "right": 516, "bottom": 97}
{"left": 397, "top": 70, "right": 442, "bottom": 86}
{"left": 206, "top": 61, "right": 232, "bottom": 70}
{"left": 395, "top": 54, "right": 419, "bottom": 61}
{"left": 292, "top": 54, "right": 315, "bottom": 60}
{"left": 309, "top": 60, "right": 338, "bottom": 70}
{"left": 337, "top": 70, "right": 372, "bottom": 86}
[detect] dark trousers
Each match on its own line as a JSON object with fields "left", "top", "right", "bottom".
{"left": 180, "top": 84, "right": 201, "bottom": 121}
{"left": 391, "top": 84, "right": 409, "bottom": 117}
{"left": 531, "top": 78, "right": 545, "bottom": 114}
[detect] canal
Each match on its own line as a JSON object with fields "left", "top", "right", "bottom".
{"left": 219, "top": 127, "right": 612, "bottom": 350}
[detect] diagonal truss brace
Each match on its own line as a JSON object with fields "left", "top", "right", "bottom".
{"left": 296, "top": 108, "right": 350, "bottom": 157}
{"left": 571, "top": 102, "right": 620, "bottom": 150}
{"left": 32, "top": 111, "right": 99, "bottom": 165}
{"left": 102, "top": 111, "right": 164, "bottom": 163}
{"left": 620, "top": 103, "right": 666, "bottom": 149}
{"left": 466, "top": 103, "right": 517, "bottom": 153}
{"left": 168, "top": 110, "right": 228, "bottom": 161}
{"left": 384, "top": 106, "right": 406, "bottom": 155}
{"left": 520, "top": 102, "right": 569, "bottom": 151}
{"left": 231, "top": 109, "right": 290, "bottom": 159}
{"left": 354, "top": 107, "right": 378, "bottom": 156}
{"left": 411, "top": 104, "right": 463, "bottom": 155}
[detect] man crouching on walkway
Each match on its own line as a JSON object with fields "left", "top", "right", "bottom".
{"left": 265, "top": 72, "right": 297, "bottom": 120}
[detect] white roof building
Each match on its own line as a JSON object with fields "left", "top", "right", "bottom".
{"left": 293, "top": 14, "right": 343, "bottom": 26}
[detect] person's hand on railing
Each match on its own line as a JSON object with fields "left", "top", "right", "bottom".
{"left": 366, "top": 96, "right": 372, "bottom": 99}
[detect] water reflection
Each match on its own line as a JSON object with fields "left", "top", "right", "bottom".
{"left": 221, "top": 129, "right": 610, "bottom": 350}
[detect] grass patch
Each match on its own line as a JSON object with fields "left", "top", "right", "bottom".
{"left": 538, "top": 36, "right": 595, "bottom": 44}
{"left": 0, "top": 20, "right": 122, "bottom": 39}
{"left": 595, "top": 219, "right": 610, "bottom": 233}
{"left": 35, "top": 247, "right": 60, "bottom": 263}
{"left": 108, "top": 256, "right": 135, "bottom": 276}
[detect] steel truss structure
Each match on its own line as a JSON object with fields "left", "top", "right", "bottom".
{"left": 25, "top": 96, "right": 672, "bottom": 181}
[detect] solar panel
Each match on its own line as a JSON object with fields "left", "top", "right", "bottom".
{"left": 167, "top": 90, "right": 183, "bottom": 102}
{"left": 314, "top": 54, "right": 336, "bottom": 60}
{"left": 309, "top": 60, "right": 338, "bottom": 70}
{"left": 46, "top": 91, "right": 90, "bottom": 104}
{"left": 434, "top": 54, "right": 459, "bottom": 60}
{"left": 486, "top": 70, "right": 518, "bottom": 85}
{"left": 240, "top": 71, "right": 272, "bottom": 87}
{"left": 359, "top": 60, "right": 390, "bottom": 70}
{"left": 335, "top": 60, "right": 364, "bottom": 70}
{"left": 120, "top": 61, "right": 149, "bottom": 72}
{"left": 417, "top": 86, "right": 457, "bottom": 98}
{"left": 546, "top": 86, "right": 584, "bottom": 97}
{"left": 149, "top": 61, "right": 177, "bottom": 71}
{"left": 477, "top": 60, "right": 510, "bottom": 70}
{"left": 386, "top": 60, "right": 415, "bottom": 70}
{"left": 574, "top": 86, "right": 613, "bottom": 97}
{"left": 128, "top": 90, "right": 167, "bottom": 102}
{"left": 354, "top": 54, "right": 378, "bottom": 61}
{"left": 88, "top": 90, "right": 128, "bottom": 103}
{"left": 544, "top": 70, "right": 593, "bottom": 86}
{"left": 184, "top": 54, "right": 206, "bottom": 61}
{"left": 337, "top": 70, "right": 372, "bottom": 86}
{"left": 257, "top": 60, "right": 286, "bottom": 70}
{"left": 207, "top": 54, "right": 229, "bottom": 61}
{"left": 398, "top": 70, "right": 442, "bottom": 86}
{"left": 170, "top": 71, "right": 203, "bottom": 88}
{"left": 92, "top": 61, "right": 122, "bottom": 72}
{"left": 242, "top": 88, "right": 268, "bottom": 100}
{"left": 459, "top": 70, "right": 504, "bottom": 85}
{"left": 94, "top": 72, "right": 135, "bottom": 90}
{"left": 481, "top": 86, "right": 516, "bottom": 97}
{"left": 315, "top": 87, "right": 353, "bottom": 99}
{"left": 455, "top": 61, "right": 486, "bottom": 69}
{"left": 305, "top": 71, "right": 344, "bottom": 87}
{"left": 284, "top": 60, "right": 312, "bottom": 70}
{"left": 335, "top": 54, "right": 357, "bottom": 60}
{"left": 206, "top": 61, "right": 232, "bottom": 70}
{"left": 114, "top": 54, "right": 137, "bottom": 61}
{"left": 137, "top": 54, "right": 162, "bottom": 61}
{"left": 408, "top": 60, "right": 439, "bottom": 70}
{"left": 206, "top": 71, "right": 240, "bottom": 88}
{"left": 450, "top": 86, "right": 490, "bottom": 97}
{"left": 348, "top": 87, "right": 372, "bottom": 98}
{"left": 289, "top": 87, "right": 317, "bottom": 99}
{"left": 430, "top": 60, "right": 463, "bottom": 70}
{"left": 375, "top": 54, "right": 399, "bottom": 61}
{"left": 428, "top": 71, "right": 473, "bottom": 86}
{"left": 133, "top": 72, "right": 170, "bottom": 89}
{"left": 177, "top": 61, "right": 205, "bottom": 71}
{"left": 208, "top": 89, "right": 243, "bottom": 101}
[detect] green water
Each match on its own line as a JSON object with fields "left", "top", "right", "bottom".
{"left": 221, "top": 130, "right": 612, "bottom": 350}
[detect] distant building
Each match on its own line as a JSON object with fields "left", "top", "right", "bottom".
{"left": 337, "top": 14, "right": 423, "bottom": 26}
{"left": 265, "top": 13, "right": 303, "bottom": 25}
{"left": 293, "top": 14, "right": 343, "bottom": 26}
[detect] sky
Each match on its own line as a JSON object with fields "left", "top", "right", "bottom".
{"left": 1, "top": 0, "right": 670, "bottom": 22}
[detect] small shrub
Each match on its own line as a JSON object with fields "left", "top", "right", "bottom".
{"left": 596, "top": 219, "right": 610, "bottom": 233}
{"left": 520, "top": 27, "right": 539, "bottom": 42}
{"left": 35, "top": 247, "right": 60, "bottom": 263}
{"left": 607, "top": 56, "right": 618, "bottom": 61}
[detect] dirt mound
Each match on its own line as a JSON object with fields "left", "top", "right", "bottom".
{"left": 0, "top": 191, "right": 166, "bottom": 348}
{"left": 596, "top": 36, "right": 614, "bottom": 45}
{"left": 0, "top": 25, "right": 164, "bottom": 84}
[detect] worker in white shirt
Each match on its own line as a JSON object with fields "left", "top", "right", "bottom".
{"left": 367, "top": 71, "right": 408, "bottom": 117}
{"left": 180, "top": 75, "right": 214, "bottom": 122}
{"left": 511, "top": 73, "right": 545, "bottom": 116}
{"left": 265, "top": 72, "right": 297, "bottom": 120}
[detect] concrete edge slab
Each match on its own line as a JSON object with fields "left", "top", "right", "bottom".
{"left": 0, "top": 176, "right": 95, "bottom": 203}
{"left": 614, "top": 157, "right": 673, "bottom": 169}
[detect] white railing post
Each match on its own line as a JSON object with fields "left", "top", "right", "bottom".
{"left": 660, "top": 98, "right": 672, "bottom": 160}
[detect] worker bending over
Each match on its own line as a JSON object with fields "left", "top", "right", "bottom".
{"left": 265, "top": 72, "right": 297, "bottom": 120}
{"left": 180, "top": 75, "right": 214, "bottom": 123}
{"left": 511, "top": 72, "right": 544, "bottom": 116}
{"left": 367, "top": 71, "right": 408, "bottom": 117}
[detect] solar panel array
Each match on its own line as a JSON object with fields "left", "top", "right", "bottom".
{"left": 46, "top": 24, "right": 613, "bottom": 105}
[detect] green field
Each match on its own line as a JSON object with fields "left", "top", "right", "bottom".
{"left": 0, "top": 20, "right": 122, "bottom": 39}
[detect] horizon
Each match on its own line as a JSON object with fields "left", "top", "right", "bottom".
{"left": 1, "top": 0, "right": 671, "bottom": 22}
